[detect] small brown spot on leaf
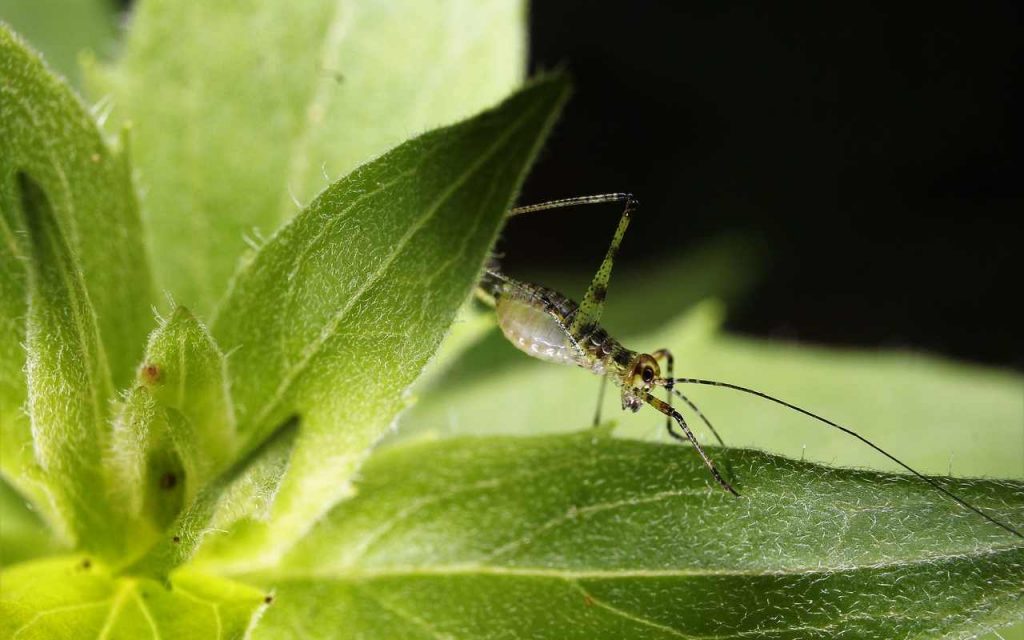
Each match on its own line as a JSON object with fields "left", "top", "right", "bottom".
{"left": 140, "top": 363, "right": 162, "bottom": 385}
{"left": 172, "top": 535, "right": 181, "bottom": 544}
{"left": 80, "top": 558, "right": 92, "bottom": 569}
{"left": 264, "top": 595, "right": 274, "bottom": 604}
{"left": 160, "top": 472, "right": 178, "bottom": 490}
{"left": 583, "top": 594, "right": 594, "bottom": 607}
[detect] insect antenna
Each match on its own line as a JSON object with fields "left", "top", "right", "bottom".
{"left": 674, "top": 377, "right": 1024, "bottom": 540}
{"left": 668, "top": 386, "right": 727, "bottom": 448}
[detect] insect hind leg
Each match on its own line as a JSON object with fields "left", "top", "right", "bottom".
{"left": 504, "top": 193, "right": 638, "bottom": 337}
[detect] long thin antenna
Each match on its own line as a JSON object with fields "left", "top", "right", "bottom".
{"left": 674, "top": 377, "right": 1024, "bottom": 540}
{"left": 669, "top": 386, "right": 727, "bottom": 449}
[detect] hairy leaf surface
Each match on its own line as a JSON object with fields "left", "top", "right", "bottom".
{"left": 0, "top": 556, "right": 268, "bottom": 639}
{"left": 1, "top": 27, "right": 153, "bottom": 535}
{"left": 245, "top": 433, "right": 1024, "bottom": 639}
{"left": 205, "top": 75, "right": 569, "bottom": 570}
{"left": 87, "top": 0, "right": 526, "bottom": 313}
{"left": 137, "top": 306, "right": 237, "bottom": 481}
{"left": 0, "top": 26, "right": 153, "bottom": 388}
{"left": 13, "top": 171, "right": 117, "bottom": 553}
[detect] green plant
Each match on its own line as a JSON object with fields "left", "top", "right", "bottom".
{"left": 1, "top": 2, "right": 1022, "bottom": 638}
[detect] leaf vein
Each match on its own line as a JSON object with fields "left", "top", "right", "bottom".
{"left": 129, "top": 585, "right": 162, "bottom": 640}
{"left": 569, "top": 579, "right": 698, "bottom": 638}
{"left": 246, "top": 97, "right": 546, "bottom": 437}
{"left": 484, "top": 488, "right": 711, "bottom": 562}
{"left": 9, "top": 598, "right": 113, "bottom": 639}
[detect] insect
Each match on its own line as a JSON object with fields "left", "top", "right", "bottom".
{"left": 476, "top": 193, "right": 1023, "bottom": 540}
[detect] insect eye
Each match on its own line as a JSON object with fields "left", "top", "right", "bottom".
{"left": 641, "top": 367, "right": 654, "bottom": 383}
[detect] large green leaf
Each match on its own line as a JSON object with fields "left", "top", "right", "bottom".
{"left": 243, "top": 433, "right": 1024, "bottom": 639}
{"left": 0, "top": 556, "right": 268, "bottom": 639}
{"left": 12, "top": 171, "right": 119, "bottom": 554}
{"left": 202, "top": 75, "right": 569, "bottom": 571}
{"left": 0, "top": 25, "right": 153, "bottom": 533}
{"left": 405, "top": 304, "right": 1024, "bottom": 479}
{"left": 86, "top": 0, "right": 526, "bottom": 314}
{"left": 0, "top": 25, "right": 153, "bottom": 388}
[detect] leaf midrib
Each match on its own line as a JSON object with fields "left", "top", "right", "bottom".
{"left": 244, "top": 543, "right": 1023, "bottom": 583}
{"left": 242, "top": 96, "right": 547, "bottom": 438}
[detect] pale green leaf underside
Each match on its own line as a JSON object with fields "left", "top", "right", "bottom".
{"left": 243, "top": 433, "right": 1024, "bottom": 639}
{"left": 87, "top": 0, "right": 525, "bottom": 314}
{"left": 202, "top": 75, "right": 569, "bottom": 571}
{"left": 0, "top": 556, "right": 267, "bottom": 640}
{"left": 407, "top": 304, "right": 1024, "bottom": 479}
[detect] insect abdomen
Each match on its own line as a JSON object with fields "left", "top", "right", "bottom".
{"left": 496, "top": 296, "right": 581, "bottom": 367}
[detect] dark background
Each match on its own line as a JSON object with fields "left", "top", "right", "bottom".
{"left": 506, "top": 3, "right": 1023, "bottom": 368}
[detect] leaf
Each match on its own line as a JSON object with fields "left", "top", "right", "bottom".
{"left": 0, "top": 0, "right": 118, "bottom": 86}
{"left": 0, "top": 556, "right": 268, "bottom": 640}
{"left": 107, "top": 387, "right": 189, "bottom": 546}
{"left": 204, "top": 74, "right": 570, "bottom": 571}
{"left": 14, "top": 171, "right": 118, "bottom": 554}
{"left": 242, "top": 433, "right": 1024, "bottom": 639}
{"left": 126, "top": 418, "right": 298, "bottom": 581}
{"left": 137, "top": 306, "right": 238, "bottom": 480}
{"left": 1, "top": 25, "right": 153, "bottom": 532}
{"left": 405, "top": 304, "right": 1024, "bottom": 479}
{"left": 0, "top": 476, "right": 61, "bottom": 567}
{"left": 0, "top": 25, "right": 154, "bottom": 388}
{"left": 87, "top": 0, "right": 526, "bottom": 314}
{"left": 106, "top": 306, "right": 239, "bottom": 558}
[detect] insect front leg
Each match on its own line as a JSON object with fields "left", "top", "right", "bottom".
{"left": 644, "top": 392, "right": 738, "bottom": 496}
{"left": 651, "top": 348, "right": 674, "bottom": 434}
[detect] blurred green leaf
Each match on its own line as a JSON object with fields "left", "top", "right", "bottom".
{"left": 406, "top": 304, "right": 1024, "bottom": 479}
{"left": 244, "top": 433, "right": 1024, "bottom": 639}
{"left": 0, "top": 477, "right": 61, "bottom": 567}
{"left": 204, "top": 75, "right": 569, "bottom": 572}
{"left": 0, "top": 0, "right": 118, "bottom": 85}
{"left": 0, "top": 556, "right": 268, "bottom": 639}
{"left": 86, "top": 0, "right": 526, "bottom": 314}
